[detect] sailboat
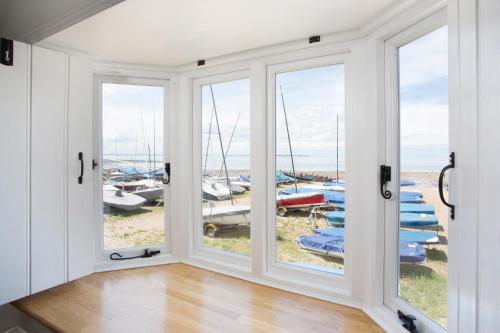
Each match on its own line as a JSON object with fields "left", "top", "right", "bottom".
{"left": 103, "top": 185, "right": 146, "bottom": 211}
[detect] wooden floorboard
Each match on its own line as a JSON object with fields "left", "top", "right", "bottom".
{"left": 14, "top": 264, "right": 384, "bottom": 333}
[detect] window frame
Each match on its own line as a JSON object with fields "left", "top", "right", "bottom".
{"left": 383, "top": 9, "right": 451, "bottom": 333}
{"left": 191, "top": 70, "right": 252, "bottom": 270}
{"left": 93, "top": 75, "right": 172, "bottom": 266}
{"left": 265, "top": 54, "right": 352, "bottom": 292}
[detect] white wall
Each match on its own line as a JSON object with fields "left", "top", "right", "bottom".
{"left": 0, "top": 41, "right": 30, "bottom": 305}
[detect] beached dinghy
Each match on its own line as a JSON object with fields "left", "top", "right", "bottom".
{"left": 209, "top": 176, "right": 249, "bottom": 194}
{"left": 400, "top": 213, "right": 439, "bottom": 227}
{"left": 280, "top": 187, "right": 345, "bottom": 204}
{"left": 401, "top": 180, "right": 416, "bottom": 187}
{"left": 203, "top": 204, "right": 251, "bottom": 237}
{"left": 302, "top": 184, "right": 345, "bottom": 192}
{"left": 112, "top": 180, "right": 153, "bottom": 191}
{"left": 298, "top": 235, "right": 426, "bottom": 263}
{"left": 276, "top": 192, "right": 325, "bottom": 216}
{"left": 202, "top": 179, "right": 231, "bottom": 200}
{"left": 313, "top": 227, "right": 439, "bottom": 245}
{"left": 103, "top": 185, "right": 146, "bottom": 211}
{"left": 400, "top": 193, "right": 425, "bottom": 204}
{"left": 325, "top": 211, "right": 439, "bottom": 228}
{"left": 134, "top": 187, "right": 163, "bottom": 201}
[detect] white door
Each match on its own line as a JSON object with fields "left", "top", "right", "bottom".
{"left": 383, "top": 10, "right": 456, "bottom": 332}
{"left": 94, "top": 76, "right": 171, "bottom": 263}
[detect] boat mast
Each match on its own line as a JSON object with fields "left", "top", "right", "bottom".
{"left": 336, "top": 113, "right": 339, "bottom": 182}
{"left": 203, "top": 107, "right": 215, "bottom": 175}
{"left": 153, "top": 108, "right": 156, "bottom": 175}
{"left": 218, "top": 112, "right": 241, "bottom": 179}
{"left": 279, "top": 86, "right": 298, "bottom": 192}
{"left": 210, "top": 85, "right": 234, "bottom": 204}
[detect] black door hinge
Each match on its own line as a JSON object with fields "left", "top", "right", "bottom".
{"left": 398, "top": 310, "right": 417, "bottom": 333}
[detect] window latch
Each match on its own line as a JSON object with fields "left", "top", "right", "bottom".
{"left": 398, "top": 310, "right": 417, "bottom": 333}
{"left": 380, "top": 165, "right": 392, "bottom": 199}
{"left": 110, "top": 249, "right": 160, "bottom": 261}
{"left": 162, "top": 162, "right": 170, "bottom": 184}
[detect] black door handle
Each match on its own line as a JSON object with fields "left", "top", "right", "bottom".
{"left": 162, "top": 162, "right": 171, "bottom": 185}
{"left": 78, "top": 152, "right": 84, "bottom": 184}
{"left": 439, "top": 152, "right": 455, "bottom": 219}
{"left": 380, "top": 165, "right": 392, "bottom": 199}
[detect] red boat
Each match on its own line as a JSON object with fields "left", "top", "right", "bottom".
{"left": 276, "top": 192, "right": 325, "bottom": 216}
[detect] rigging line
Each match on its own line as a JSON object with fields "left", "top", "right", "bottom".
{"left": 217, "top": 112, "right": 241, "bottom": 179}
{"left": 210, "top": 84, "right": 234, "bottom": 204}
{"left": 279, "top": 85, "right": 298, "bottom": 192}
{"left": 336, "top": 113, "right": 339, "bottom": 182}
{"left": 203, "top": 106, "right": 215, "bottom": 175}
{"left": 153, "top": 108, "right": 156, "bottom": 174}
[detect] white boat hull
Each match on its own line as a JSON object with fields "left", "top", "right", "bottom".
{"left": 203, "top": 204, "right": 251, "bottom": 226}
{"left": 103, "top": 185, "right": 146, "bottom": 211}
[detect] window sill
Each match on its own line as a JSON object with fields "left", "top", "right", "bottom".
{"left": 94, "top": 253, "right": 179, "bottom": 272}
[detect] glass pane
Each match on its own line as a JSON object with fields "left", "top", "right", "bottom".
{"left": 201, "top": 79, "right": 251, "bottom": 256}
{"left": 275, "top": 64, "right": 345, "bottom": 274}
{"left": 101, "top": 83, "right": 165, "bottom": 250}
{"left": 398, "top": 26, "right": 448, "bottom": 327}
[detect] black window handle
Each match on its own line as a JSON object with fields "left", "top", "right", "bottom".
{"left": 380, "top": 165, "right": 392, "bottom": 199}
{"left": 162, "top": 162, "right": 170, "bottom": 185}
{"left": 78, "top": 152, "right": 84, "bottom": 184}
{"left": 439, "top": 152, "right": 455, "bottom": 219}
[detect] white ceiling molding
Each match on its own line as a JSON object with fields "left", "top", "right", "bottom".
{"left": 0, "top": 0, "right": 124, "bottom": 43}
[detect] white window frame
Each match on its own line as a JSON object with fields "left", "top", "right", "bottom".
{"left": 93, "top": 75, "right": 172, "bottom": 266}
{"left": 383, "top": 9, "right": 452, "bottom": 333}
{"left": 191, "top": 70, "right": 252, "bottom": 271}
{"left": 265, "top": 54, "right": 352, "bottom": 294}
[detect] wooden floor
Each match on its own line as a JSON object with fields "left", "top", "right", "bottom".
{"left": 14, "top": 264, "right": 383, "bottom": 333}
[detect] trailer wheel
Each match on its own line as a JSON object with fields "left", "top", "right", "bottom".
{"left": 277, "top": 207, "right": 288, "bottom": 217}
{"left": 204, "top": 224, "right": 217, "bottom": 238}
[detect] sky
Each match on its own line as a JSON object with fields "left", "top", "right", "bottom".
{"left": 102, "top": 83, "right": 164, "bottom": 169}
{"left": 102, "top": 25, "right": 448, "bottom": 173}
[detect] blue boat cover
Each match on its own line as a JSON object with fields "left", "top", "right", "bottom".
{"left": 325, "top": 211, "right": 345, "bottom": 225}
{"left": 298, "top": 235, "right": 344, "bottom": 256}
{"left": 401, "top": 180, "right": 416, "bottom": 186}
{"left": 400, "top": 241, "right": 427, "bottom": 263}
{"left": 334, "top": 203, "right": 345, "bottom": 211}
{"left": 401, "top": 190, "right": 423, "bottom": 198}
{"left": 400, "top": 213, "right": 439, "bottom": 227}
{"left": 323, "top": 181, "right": 345, "bottom": 187}
{"left": 240, "top": 175, "right": 251, "bottom": 182}
{"left": 298, "top": 235, "right": 426, "bottom": 263}
{"left": 400, "top": 203, "right": 435, "bottom": 214}
{"left": 119, "top": 167, "right": 141, "bottom": 175}
{"left": 313, "top": 228, "right": 438, "bottom": 244}
{"left": 400, "top": 193, "right": 424, "bottom": 203}
{"left": 280, "top": 187, "right": 345, "bottom": 204}
{"left": 325, "top": 211, "right": 439, "bottom": 227}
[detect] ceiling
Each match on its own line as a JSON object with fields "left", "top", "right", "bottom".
{"left": 43, "top": 0, "right": 404, "bottom": 67}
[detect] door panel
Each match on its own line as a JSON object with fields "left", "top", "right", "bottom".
{"left": 67, "top": 56, "right": 94, "bottom": 281}
{"left": 31, "top": 46, "right": 68, "bottom": 293}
